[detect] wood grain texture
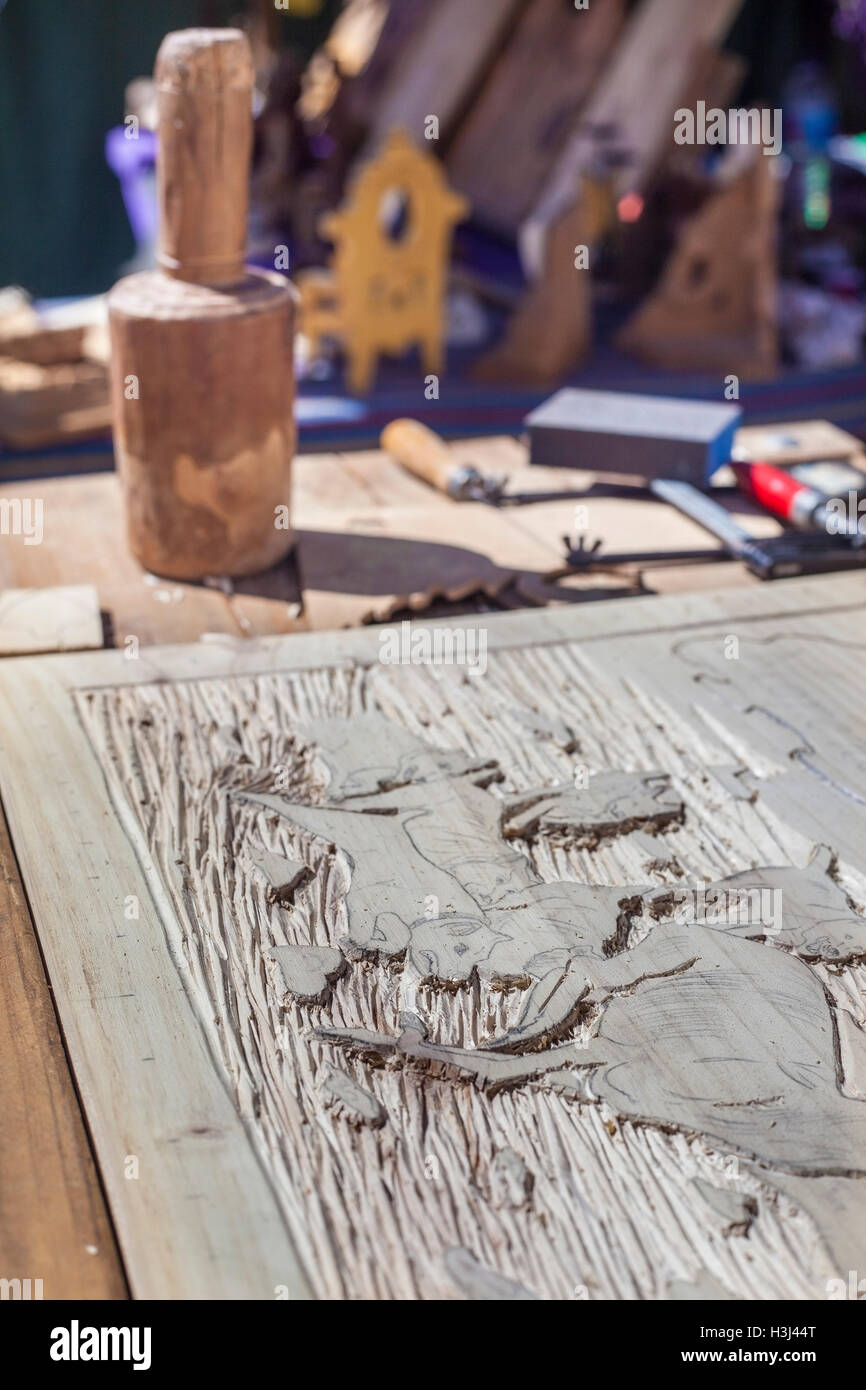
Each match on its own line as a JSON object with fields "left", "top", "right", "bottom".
{"left": 155, "top": 29, "right": 254, "bottom": 286}
{"left": 0, "top": 661, "right": 311, "bottom": 1300}
{"left": 343, "top": 0, "right": 431, "bottom": 131}
{"left": 108, "top": 271, "right": 296, "bottom": 579}
{"left": 0, "top": 357, "right": 109, "bottom": 452}
{"left": 732, "top": 419, "right": 865, "bottom": 465}
{"left": 0, "top": 574, "right": 864, "bottom": 1299}
{"left": 476, "top": 177, "right": 614, "bottom": 384}
{"left": 0, "top": 801, "right": 126, "bottom": 1299}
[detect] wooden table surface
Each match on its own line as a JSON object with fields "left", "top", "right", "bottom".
{"left": 0, "top": 435, "right": 793, "bottom": 1297}
{"left": 0, "top": 436, "right": 777, "bottom": 645}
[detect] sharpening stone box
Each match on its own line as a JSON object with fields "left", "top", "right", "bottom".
{"left": 525, "top": 389, "right": 742, "bottom": 483}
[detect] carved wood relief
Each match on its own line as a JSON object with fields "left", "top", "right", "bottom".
{"left": 73, "top": 623, "right": 866, "bottom": 1300}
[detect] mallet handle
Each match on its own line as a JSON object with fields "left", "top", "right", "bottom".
{"left": 155, "top": 28, "right": 253, "bottom": 285}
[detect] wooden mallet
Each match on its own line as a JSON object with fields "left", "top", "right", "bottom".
{"left": 109, "top": 28, "right": 295, "bottom": 580}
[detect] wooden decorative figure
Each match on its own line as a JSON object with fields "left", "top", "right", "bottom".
{"left": 618, "top": 150, "right": 779, "bottom": 377}
{"left": 474, "top": 175, "right": 616, "bottom": 384}
{"left": 298, "top": 128, "right": 468, "bottom": 393}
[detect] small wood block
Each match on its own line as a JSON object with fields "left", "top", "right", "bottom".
{"left": 526, "top": 388, "right": 741, "bottom": 483}
{"left": 0, "top": 585, "right": 103, "bottom": 655}
{"left": 732, "top": 419, "right": 865, "bottom": 465}
{"left": 0, "top": 356, "right": 110, "bottom": 451}
{"left": 474, "top": 177, "right": 614, "bottom": 384}
{"left": 0, "top": 324, "right": 87, "bottom": 366}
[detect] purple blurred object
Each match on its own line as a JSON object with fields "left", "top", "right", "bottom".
{"left": 105, "top": 126, "right": 158, "bottom": 251}
{"left": 834, "top": 0, "right": 866, "bottom": 61}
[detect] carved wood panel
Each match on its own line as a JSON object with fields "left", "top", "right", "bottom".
{"left": 2, "top": 577, "right": 865, "bottom": 1298}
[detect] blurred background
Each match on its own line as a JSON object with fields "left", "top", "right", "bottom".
{"left": 4, "top": 0, "right": 866, "bottom": 454}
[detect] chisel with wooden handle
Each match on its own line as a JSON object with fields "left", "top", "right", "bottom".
{"left": 380, "top": 418, "right": 614, "bottom": 505}
{"left": 380, "top": 419, "right": 502, "bottom": 501}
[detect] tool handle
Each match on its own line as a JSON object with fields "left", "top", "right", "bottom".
{"left": 381, "top": 419, "right": 459, "bottom": 495}
{"left": 155, "top": 29, "right": 253, "bottom": 285}
{"left": 731, "top": 461, "right": 822, "bottom": 528}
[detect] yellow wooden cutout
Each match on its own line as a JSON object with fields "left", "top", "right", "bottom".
{"left": 302, "top": 128, "right": 468, "bottom": 393}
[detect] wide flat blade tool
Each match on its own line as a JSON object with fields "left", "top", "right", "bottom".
{"left": 649, "top": 478, "right": 866, "bottom": 579}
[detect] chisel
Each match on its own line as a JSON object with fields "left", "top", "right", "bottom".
{"left": 731, "top": 459, "right": 863, "bottom": 539}
{"left": 648, "top": 478, "right": 850, "bottom": 580}
{"left": 380, "top": 418, "right": 620, "bottom": 505}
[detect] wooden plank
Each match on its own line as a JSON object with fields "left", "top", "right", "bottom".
{"left": 637, "top": 558, "right": 758, "bottom": 595}
{"left": 336, "top": 448, "right": 443, "bottom": 507}
{"left": 361, "top": 0, "right": 525, "bottom": 155}
{"left": 502, "top": 485, "right": 782, "bottom": 561}
{"left": 0, "top": 799, "right": 127, "bottom": 1299}
{"left": 521, "top": 0, "right": 744, "bottom": 273}
{"left": 291, "top": 452, "right": 375, "bottom": 509}
{"left": 0, "top": 662, "right": 312, "bottom": 1300}
{"left": 665, "top": 46, "right": 747, "bottom": 177}
{"left": 476, "top": 177, "right": 614, "bottom": 383}
{"left": 295, "top": 439, "right": 524, "bottom": 512}
{"left": 478, "top": 0, "right": 745, "bottom": 380}
{"left": 344, "top": 0, "right": 432, "bottom": 131}
{"left": 0, "top": 585, "right": 103, "bottom": 656}
{"left": 1, "top": 573, "right": 864, "bottom": 1298}
{"left": 54, "top": 572, "right": 866, "bottom": 690}
{"left": 446, "top": 0, "right": 625, "bottom": 236}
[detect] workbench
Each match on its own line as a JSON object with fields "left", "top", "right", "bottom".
{"left": 0, "top": 435, "right": 782, "bottom": 648}
{"left": 0, "top": 435, "right": 834, "bottom": 1299}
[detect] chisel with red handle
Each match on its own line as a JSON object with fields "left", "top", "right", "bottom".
{"left": 731, "top": 459, "right": 861, "bottom": 538}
